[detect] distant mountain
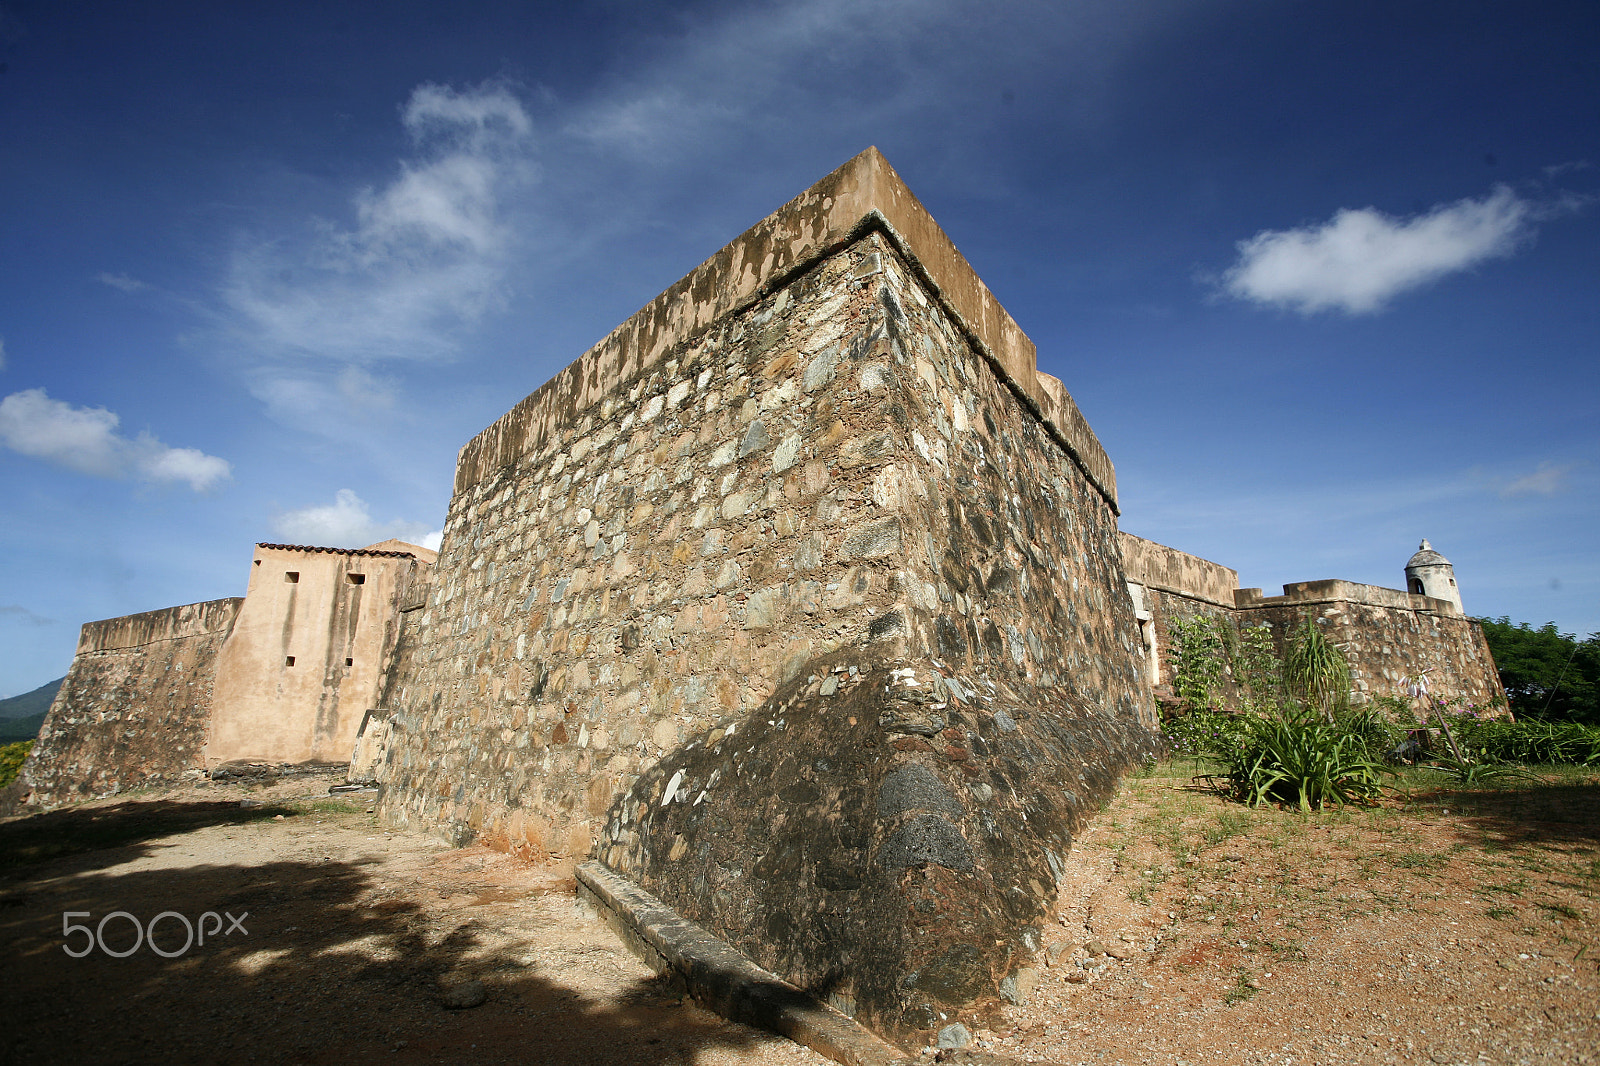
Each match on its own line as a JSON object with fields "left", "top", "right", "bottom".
{"left": 0, "top": 678, "right": 63, "bottom": 720}
{"left": 0, "top": 712, "right": 45, "bottom": 742}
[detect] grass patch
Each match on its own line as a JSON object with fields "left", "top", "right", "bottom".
{"left": 1391, "top": 850, "right": 1449, "bottom": 870}
{"left": 1223, "top": 970, "right": 1260, "bottom": 1006}
{"left": 1203, "top": 811, "right": 1252, "bottom": 847}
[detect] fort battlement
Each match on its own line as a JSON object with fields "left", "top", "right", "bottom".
{"left": 376, "top": 149, "right": 1158, "bottom": 1039}
{"left": 450, "top": 148, "right": 1116, "bottom": 511}
{"left": 17, "top": 149, "right": 1509, "bottom": 1050}
{"left": 1120, "top": 532, "right": 1503, "bottom": 708}
{"left": 26, "top": 598, "right": 243, "bottom": 806}
{"left": 1235, "top": 578, "right": 1460, "bottom": 616}
{"left": 1120, "top": 532, "right": 1239, "bottom": 609}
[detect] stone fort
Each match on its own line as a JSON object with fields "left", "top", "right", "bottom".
{"left": 17, "top": 150, "right": 1503, "bottom": 1046}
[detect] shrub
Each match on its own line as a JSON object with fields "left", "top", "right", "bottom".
{"left": 1170, "top": 614, "right": 1229, "bottom": 709}
{"left": 1225, "top": 709, "right": 1387, "bottom": 812}
{"left": 1168, "top": 616, "right": 1283, "bottom": 715}
{"left": 0, "top": 740, "right": 33, "bottom": 790}
{"left": 1232, "top": 624, "right": 1285, "bottom": 715}
{"left": 1282, "top": 618, "right": 1351, "bottom": 722}
{"left": 1335, "top": 706, "right": 1401, "bottom": 763}
{"left": 1453, "top": 717, "right": 1600, "bottom": 766}
{"left": 1163, "top": 707, "right": 1251, "bottom": 759}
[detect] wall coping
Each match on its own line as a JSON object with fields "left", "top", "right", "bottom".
{"left": 1235, "top": 579, "right": 1463, "bottom": 617}
{"left": 76, "top": 597, "right": 245, "bottom": 654}
{"left": 453, "top": 147, "right": 1118, "bottom": 510}
{"left": 1118, "top": 532, "right": 1239, "bottom": 607}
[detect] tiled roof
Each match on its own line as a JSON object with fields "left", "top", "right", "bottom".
{"left": 255, "top": 543, "right": 418, "bottom": 559}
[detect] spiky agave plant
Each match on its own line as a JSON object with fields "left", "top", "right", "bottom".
{"left": 1283, "top": 617, "right": 1351, "bottom": 723}
{"left": 1227, "top": 707, "right": 1388, "bottom": 811}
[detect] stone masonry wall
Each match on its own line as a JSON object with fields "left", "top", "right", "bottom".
{"left": 1236, "top": 590, "right": 1505, "bottom": 709}
{"left": 379, "top": 227, "right": 1151, "bottom": 851}
{"left": 1119, "top": 533, "right": 1239, "bottom": 691}
{"left": 595, "top": 234, "right": 1156, "bottom": 1038}
{"left": 376, "top": 152, "right": 1157, "bottom": 1041}
{"left": 22, "top": 598, "right": 243, "bottom": 807}
{"left": 1139, "top": 587, "right": 1235, "bottom": 691}
{"left": 1120, "top": 536, "right": 1504, "bottom": 710}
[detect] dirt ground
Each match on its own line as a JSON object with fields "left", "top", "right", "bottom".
{"left": 1, "top": 764, "right": 1595, "bottom": 1066}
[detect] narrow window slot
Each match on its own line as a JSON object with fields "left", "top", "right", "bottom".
{"left": 347, "top": 573, "right": 366, "bottom": 585}
{"left": 285, "top": 656, "right": 296, "bottom": 667}
{"left": 285, "top": 572, "right": 299, "bottom": 583}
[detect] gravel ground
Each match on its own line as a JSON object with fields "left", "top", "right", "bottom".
{"left": 977, "top": 763, "right": 1599, "bottom": 1066}
{"left": 1, "top": 763, "right": 1595, "bottom": 1066}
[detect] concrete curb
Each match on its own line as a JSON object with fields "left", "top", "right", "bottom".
{"left": 575, "top": 860, "right": 913, "bottom": 1066}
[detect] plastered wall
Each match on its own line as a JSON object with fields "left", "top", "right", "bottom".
{"left": 206, "top": 544, "right": 433, "bottom": 766}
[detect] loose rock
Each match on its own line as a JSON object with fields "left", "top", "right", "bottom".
{"left": 440, "top": 979, "right": 486, "bottom": 1009}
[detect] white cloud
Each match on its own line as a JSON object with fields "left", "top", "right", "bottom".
{"left": 247, "top": 366, "right": 399, "bottom": 432}
{"left": 141, "top": 446, "right": 234, "bottom": 490}
{"left": 559, "top": 0, "right": 1153, "bottom": 170}
{"left": 1499, "top": 461, "right": 1575, "bottom": 498}
{"left": 0, "top": 388, "right": 232, "bottom": 491}
{"left": 98, "top": 271, "right": 149, "bottom": 293}
{"left": 272, "top": 489, "right": 440, "bottom": 550}
{"left": 222, "top": 82, "right": 534, "bottom": 368}
{"left": 0, "top": 605, "right": 55, "bottom": 627}
{"left": 1542, "top": 160, "right": 1591, "bottom": 179}
{"left": 1221, "top": 185, "right": 1535, "bottom": 314}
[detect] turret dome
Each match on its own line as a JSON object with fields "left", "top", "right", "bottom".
{"left": 1404, "top": 538, "right": 1463, "bottom": 614}
{"left": 1406, "top": 538, "right": 1450, "bottom": 569}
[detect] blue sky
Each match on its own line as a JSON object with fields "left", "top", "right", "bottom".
{"left": 1, "top": 0, "right": 1596, "bottom": 697}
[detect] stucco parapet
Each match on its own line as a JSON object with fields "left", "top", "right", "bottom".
{"left": 453, "top": 147, "right": 1117, "bottom": 509}
{"left": 1234, "top": 579, "right": 1461, "bottom": 616}
{"left": 1118, "top": 532, "right": 1239, "bottom": 607}
{"left": 75, "top": 597, "right": 244, "bottom": 655}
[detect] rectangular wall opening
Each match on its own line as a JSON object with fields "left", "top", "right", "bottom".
{"left": 347, "top": 573, "right": 366, "bottom": 585}
{"left": 345, "top": 658, "right": 353, "bottom": 667}
{"left": 285, "top": 656, "right": 296, "bottom": 667}
{"left": 285, "top": 572, "right": 299, "bottom": 583}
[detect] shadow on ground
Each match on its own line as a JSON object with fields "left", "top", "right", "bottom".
{"left": 0, "top": 799, "right": 296, "bottom": 873}
{"left": 0, "top": 801, "right": 778, "bottom": 1066}
{"left": 1420, "top": 778, "right": 1600, "bottom": 850}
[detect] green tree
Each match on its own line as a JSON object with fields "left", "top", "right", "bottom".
{"left": 1477, "top": 617, "right": 1600, "bottom": 724}
{"left": 0, "top": 740, "right": 32, "bottom": 790}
